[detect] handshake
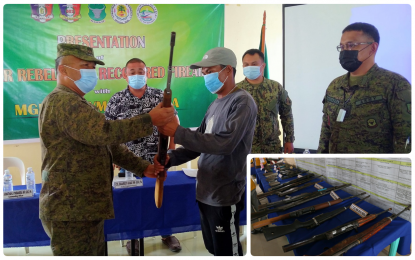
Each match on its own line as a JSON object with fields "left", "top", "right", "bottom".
{"left": 148, "top": 102, "right": 180, "bottom": 137}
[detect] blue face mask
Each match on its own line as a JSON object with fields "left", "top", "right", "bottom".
{"left": 243, "top": 65, "right": 262, "bottom": 80}
{"left": 204, "top": 67, "right": 228, "bottom": 94}
{"left": 128, "top": 75, "right": 147, "bottom": 89}
{"left": 64, "top": 65, "right": 98, "bottom": 94}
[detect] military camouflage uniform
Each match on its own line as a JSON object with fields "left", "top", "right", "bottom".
{"left": 39, "top": 85, "right": 154, "bottom": 255}
{"left": 236, "top": 78, "right": 294, "bottom": 153}
{"left": 317, "top": 64, "right": 411, "bottom": 153}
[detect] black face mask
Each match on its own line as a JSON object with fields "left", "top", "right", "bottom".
{"left": 339, "top": 50, "right": 362, "bottom": 72}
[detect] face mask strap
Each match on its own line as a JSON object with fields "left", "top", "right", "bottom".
{"left": 359, "top": 43, "right": 374, "bottom": 63}
{"left": 213, "top": 76, "right": 228, "bottom": 94}
{"left": 63, "top": 64, "right": 80, "bottom": 72}
{"left": 62, "top": 65, "right": 80, "bottom": 82}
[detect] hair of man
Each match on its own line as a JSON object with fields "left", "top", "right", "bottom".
{"left": 342, "top": 22, "right": 380, "bottom": 44}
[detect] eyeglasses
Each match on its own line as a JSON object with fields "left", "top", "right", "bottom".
{"left": 337, "top": 42, "right": 373, "bottom": 52}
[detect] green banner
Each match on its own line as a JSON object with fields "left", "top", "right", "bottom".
{"left": 3, "top": 4, "right": 224, "bottom": 140}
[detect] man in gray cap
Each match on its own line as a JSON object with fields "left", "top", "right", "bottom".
{"left": 38, "top": 43, "right": 174, "bottom": 256}
{"left": 157, "top": 47, "right": 257, "bottom": 256}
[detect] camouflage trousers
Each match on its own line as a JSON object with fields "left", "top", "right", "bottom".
{"left": 41, "top": 218, "right": 105, "bottom": 256}
{"left": 251, "top": 144, "right": 282, "bottom": 154}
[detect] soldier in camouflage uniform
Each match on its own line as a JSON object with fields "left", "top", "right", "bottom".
{"left": 236, "top": 49, "right": 294, "bottom": 154}
{"left": 38, "top": 43, "right": 175, "bottom": 255}
{"left": 318, "top": 23, "right": 411, "bottom": 153}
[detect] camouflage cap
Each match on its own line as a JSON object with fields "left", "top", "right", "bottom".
{"left": 57, "top": 43, "right": 105, "bottom": 65}
{"left": 190, "top": 47, "right": 237, "bottom": 69}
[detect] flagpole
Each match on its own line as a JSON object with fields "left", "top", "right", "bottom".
{"left": 261, "top": 11, "right": 266, "bottom": 54}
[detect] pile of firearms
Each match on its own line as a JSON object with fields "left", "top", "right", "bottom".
{"left": 252, "top": 170, "right": 411, "bottom": 256}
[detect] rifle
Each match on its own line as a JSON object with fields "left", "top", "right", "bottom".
{"left": 266, "top": 170, "right": 307, "bottom": 181}
{"left": 265, "top": 174, "right": 280, "bottom": 181}
{"left": 155, "top": 32, "right": 176, "bottom": 208}
{"left": 268, "top": 174, "right": 318, "bottom": 192}
{"left": 282, "top": 170, "right": 309, "bottom": 179}
{"left": 252, "top": 184, "right": 351, "bottom": 221}
{"left": 257, "top": 174, "right": 318, "bottom": 199}
{"left": 278, "top": 180, "right": 323, "bottom": 197}
{"left": 263, "top": 194, "right": 368, "bottom": 241}
{"left": 317, "top": 205, "right": 411, "bottom": 256}
{"left": 258, "top": 181, "right": 324, "bottom": 210}
{"left": 269, "top": 174, "right": 323, "bottom": 193}
{"left": 282, "top": 207, "right": 391, "bottom": 253}
{"left": 263, "top": 168, "right": 287, "bottom": 177}
{"left": 268, "top": 180, "right": 281, "bottom": 187}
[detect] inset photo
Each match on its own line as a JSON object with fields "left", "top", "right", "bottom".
{"left": 250, "top": 157, "right": 411, "bottom": 256}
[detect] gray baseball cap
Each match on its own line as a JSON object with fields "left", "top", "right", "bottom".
{"left": 190, "top": 47, "right": 237, "bottom": 69}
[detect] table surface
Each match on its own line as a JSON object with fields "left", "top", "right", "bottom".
{"left": 4, "top": 170, "right": 246, "bottom": 248}
{"left": 255, "top": 168, "right": 411, "bottom": 256}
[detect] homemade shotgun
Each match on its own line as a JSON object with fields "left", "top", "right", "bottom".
{"left": 278, "top": 180, "right": 323, "bottom": 197}
{"left": 252, "top": 183, "right": 351, "bottom": 222}
{"left": 282, "top": 207, "right": 391, "bottom": 252}
{"left": 258, "top": 181, "right": 324, "bottom": 210}
{"left": 317, "top": 205, "right": 411, "bottom": 256}
{"left": 268, "top": 174, "right": 319, "bottom": 192}
{"left": 263, "top": 194, "right": 368, "bottom": 241}
{"left": 257, "top": 174, "right": 319, "bottom": 199}
{"left": 155, "top": 32, "right": 176, "bottom": 208}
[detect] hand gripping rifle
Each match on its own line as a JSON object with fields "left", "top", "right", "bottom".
{"left": 262, "top": 194, "right": 368, "bottom": 241}
{"left": 317, "top": 205, "right": 411, "bottom": 256}
{"left": 155, "top": 32, "right": 176, "bottom": 208}
{"left": 252, "top": 184, "right": 352, "bottom": 226}
{"left": 282, "top": 207, "right": 391, "bottom": 253}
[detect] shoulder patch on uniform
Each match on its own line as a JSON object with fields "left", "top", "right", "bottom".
{"left": 367, "top": 118, "right": 378, "bottom": 128}
{"left": 355, "top": 95, "right": 384, "bottom": 106}
{"left": 326, "top": 95, "right": 340, "bottom": 105}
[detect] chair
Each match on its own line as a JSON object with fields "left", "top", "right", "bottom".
{"left": 3, "top": 157, "right": 29, "bottom": 254}
{"left": 3, "top": 157, "right": 26, "bottom": 185}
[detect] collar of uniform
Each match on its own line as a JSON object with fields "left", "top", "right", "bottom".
{"left": 56, "top": 84, "right": 85, "bottom": 99}
{"left": 358, "top": 63, "right": 379, "bottom": 88}
{"left": 337, "top": 63, "right": 379, "bottom": 91}
{"left": 243, "top": 76, "right": 268, "bottom": 87}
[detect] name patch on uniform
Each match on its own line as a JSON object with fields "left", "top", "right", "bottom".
{"left": 355, "top": 95, "right": 384, "bottom": 106}
{"left": 326, "top": 96, "right": 340, "bottom": 105}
